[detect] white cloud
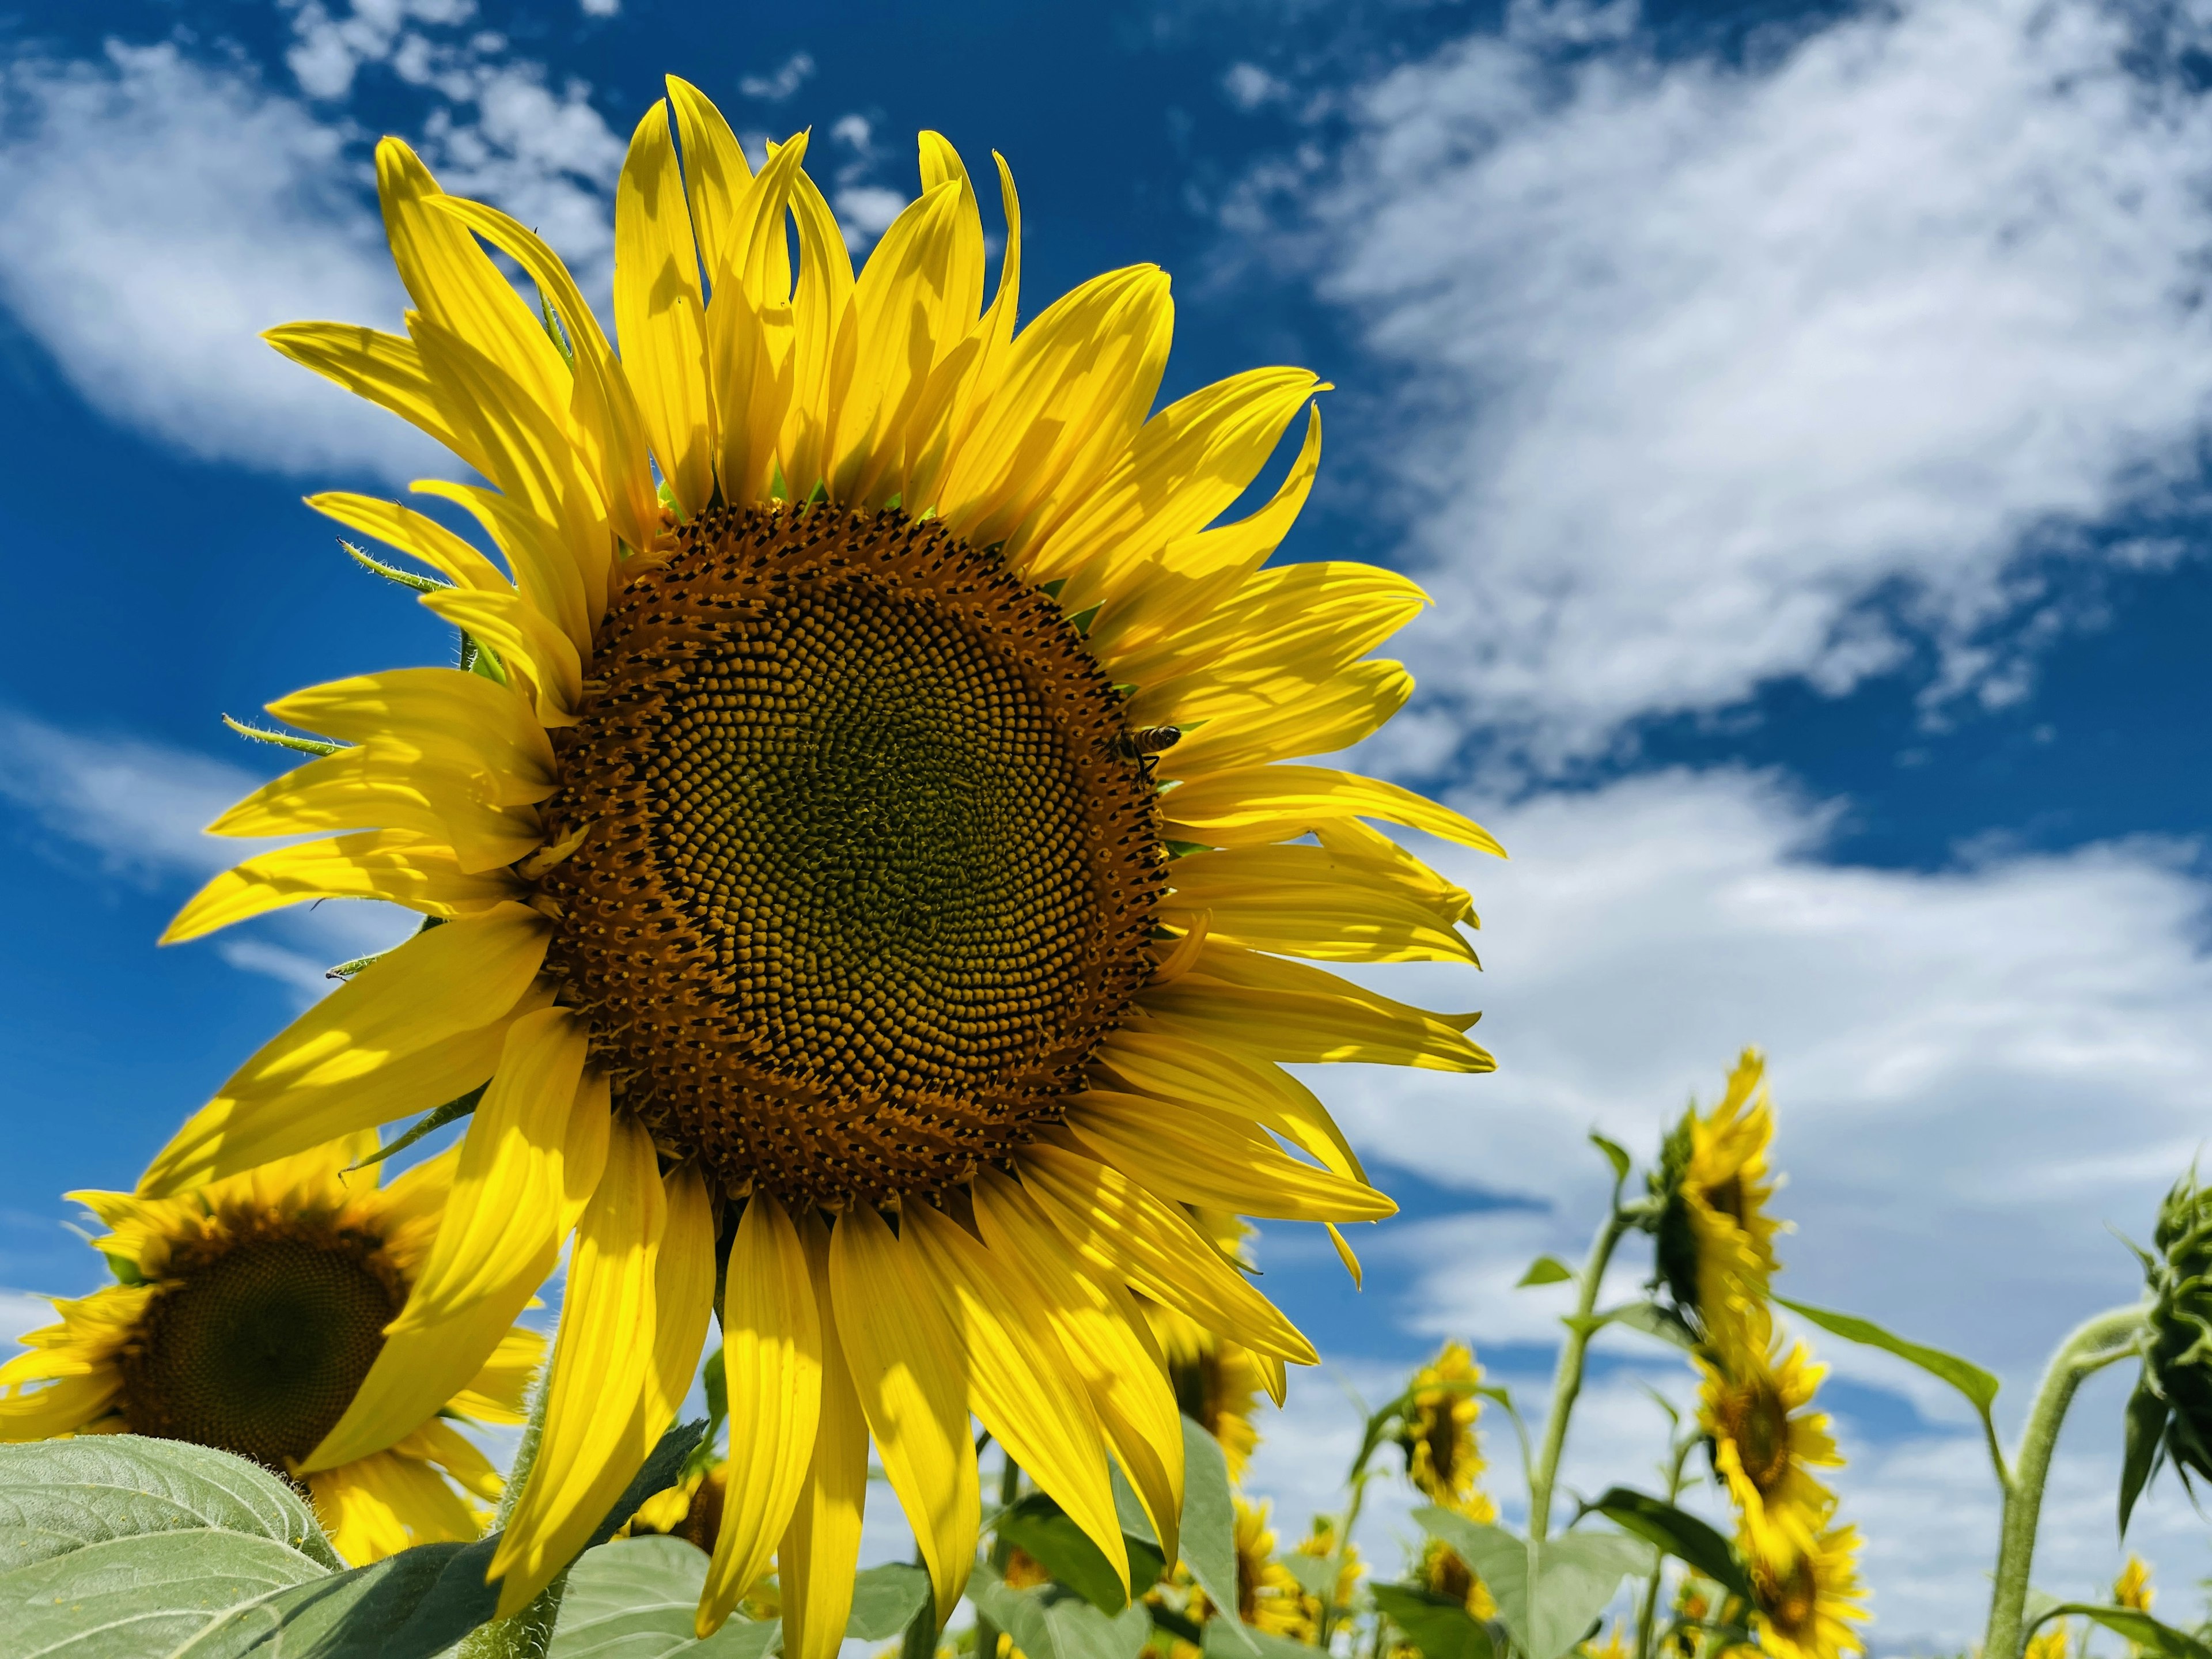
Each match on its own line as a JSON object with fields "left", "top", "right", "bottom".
{"left": 740, "top": 51, "right": 816, "bottom": 103}
{"left": 282, "top": 0, "right": 478, "bottom": 101}
{"left": 578, "top": 0, "right": 620, "bottom": 15}
{"left": 1300, "top": 0, "right": 2212, "bottom": 764}
{"left": 1224, "top": 62, "right": 1290, "bottom": 112}
{"left": 1260, "top": 766, "right": 2212, "bottom": 1638}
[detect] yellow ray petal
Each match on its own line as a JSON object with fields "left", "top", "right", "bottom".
{"left": 317, "top": 1450, "right": 480, "bottom": 1565}
{"left": 1313, "top": 819, "right": 1477, "bottom": 927}
{"left": 1063, "top": 1093, "right": 1395, "bottom": 1222}
{"left": 665, "top": 76, "right": 755, "bottom": 286}
{"left": 971, "top": 1168, "right": 1183, "bottom": 1570}
{"left": 163, "top": 830, "right": 524, "bottom": 944}
{"left": 266, "top": 325, "right": 491, "bottom": 479}
{"left": 410, "top": 477, "right": 592, "bottom": 660}
{"left": 141, "top": 906, "right": 551, "bottom": 1197}
{"left": 827, "top": 1202, "right": 978, "bottom": 1626}
{"left": 426, "top": 195, "right": 660, "bottom": 562}
{"left": 776, "top": 1212, "right": 870, "bottom": 1659}
{"left": 647, "top": 1160, "right": 717, "bottom": 1427}
{"left": 1161, "top": 660, "right": 1412, "bottom": 779}
{"left": 491, "top": 1113, "right": 664, "bottom": 1618}
{"left": 419, "top": 586, "right": 585, "bottom": 726}
{"left": 392, "top": 1416, "right": 503, "bottom": 1501}
{"left": 266, "top": 669, "right": 554, "bottom": 796}
{"left": 905, "top": 1203, "right": 1127, "bottom": 1594}
{"left": 447, "top": 1325, "right": 547, "bottom": 1424}
{"left": 1026, "top": 367, "right": 1321, "bottom": 606}
{"left": 205, "top": 744, "right": 544, "bottom": 873}
{"left": 1158, "top": 837, "right": 1477, "bottom": 966}
{"left": 778, "top": 164, "right": 858, "bottom": 494}
{"left": 1140, "top": 941, "right": 1491, "bottom": 1073}
{"left": 1327, "top": 1225, "right": 1363, "bottom": 1289}
{"left": 702, "top": 1192, "right": 822, "bottom": 1633}
{"left": 305, "top": 1022, "right": 606, "bottom": 1471}
{"left": 1094, "top": 1027, "right": 1366, "bottom": 1185}
{"left": 1161, "top": 764, "right": 1505, "bottom": 856}
{"left": 305, "top": 490, "right": 510, "bottom": 593}
{"left": 0, "top": 1370, "right": 119, "bottom": 1441}
{"left": 616, "top": 100, "right": 715, "bottom": 518}
{"left": 710, "top": 136, "right": 812, "bottom": 506}
{"left": 1016, "top": 1144, "right": 1317, "bottom": 1366}
{"left": 376, "top": 138, "right": 571, "bottom": 442}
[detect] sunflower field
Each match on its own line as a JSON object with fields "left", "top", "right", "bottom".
{"left": 0, "top": 78, "right": 2205, "bottom": 1659}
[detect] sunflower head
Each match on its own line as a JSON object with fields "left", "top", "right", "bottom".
{"left": 0, "top": 1137, "right": 535, "bottom": 1564}
{"left": 1744, "top": 1522, "right": 1869, "bottom": 1659}
{"left": 1421, "top": 1533, "right": 1498, "bottom": 1621}
{"left": 1200, "top": 1497, "right": 1314, "bottom": 1642}
{"left": 1653, "top": 1050, "right": 1782, "bottom": 1340}
{"left": 150, "top": 77, "right": 1502, "bottom": 1646}
{"left": 1395, "top": 1339, "right": 1490, "bottom": 1509}
{"left": 1293, "top": 1514, "right": 1362, "bottom": 1624}
{"left": 2113, "top": 1554, "right": 2154, "bottom": 1613}
{"left": 1696, "top": 1317, "right": 1843, "bottom": 1567}
{"left": 2132, "top": 1172, "right": 2212, "bottom": 1506}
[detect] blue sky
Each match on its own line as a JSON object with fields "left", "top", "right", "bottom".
{"left": 4, "top": 0, "right": 2212, "bottom": 1645}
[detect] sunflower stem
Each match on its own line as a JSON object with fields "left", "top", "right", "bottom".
{"left": 1528, "top": 1198, "right": 1638, "bottom": 1543}
{"left": 1980, "top": 1303, "right": 2147, "bottom": 1659}
{"left": 1633, "top": 1432, "right": 1697, "bottom": 1659}
{"left": 972, "top": 1448, "right": 1023, "bottom": 1659}
{"left": 459, "top": 1350, "right": 569, "bottom": 1659}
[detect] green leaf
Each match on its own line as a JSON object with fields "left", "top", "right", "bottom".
{"left": 1200, "top": 1622, "right": 1319, "bottom": 1659}
{"left": 173, "top": 1419, "right": 709, "bottom": 1659}
{"left": 2029, "top": 1604, "right": 2212, "bottom": 1659}
{"left": 1278, "top": 1551, "right": 1337, "bottom": 1600}
{"left": 1179, "top": 1415, "right": 1255, "bottom": 1656}
{"left": 972, "top": 1564, "right": 1151, "bottom": 1659}
{"left": 2120, "top": 1374, "right": 2171, "bottom": 1538}
{"left": 1370, "top": 1583, "right": 1496, "bottom": 1659}
{"left": 548, "top": 1537, "right": 777, "bottom": 1657}
{"left": 1574, "top": 1488, "right": 1748, "bottom": 1599}
{"left": 843, "top": 1563, "right": 933, "bottom": 1641}
{"left": 1517, "top": 1257, "right": 1574, "bottom": 1289}
{"left": 1589, "top": 1133, "right": 1631, "bottom": 1184}
{"left": 1775, "top": 1297, "right": 1999, "bottom": 1415}
{"left": 994, "top": 1493, "right": 1163, "bottom": 1613}
{"left": 0, "top": 1437, "right": 340, "bottom": 1573}
{"left": 1, "top": 1528, "right": 330, "bottom": 1658}
{"left": 1412, "top": 1509, "right": 1649, "bottom": 1659}
{"left": 1598, "top": 1302, "right": 1696, "bottom": 1352}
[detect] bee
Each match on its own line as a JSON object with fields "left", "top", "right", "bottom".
{"left": 1119, "top": 724, "right": 1180, "bottom": 785}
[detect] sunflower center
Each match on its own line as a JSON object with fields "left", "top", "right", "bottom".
{"left": 1760, "top": 1555, "right": 1817, "bottom": 1634}
{"left": 541, "top": 504, "right": 1165, "bottom": 1209}
{"left": 116, "top": 1219, "right": 402, "bottom": 1473}
{"left": 1726, "top": 1377, "right": 1792, "bottom": 1490}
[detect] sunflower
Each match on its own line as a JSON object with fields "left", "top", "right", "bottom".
{"left": 1148, "top": 1212, "right": 1274, "bottom": 1479}
{"left": 1293, "top": 1514, "right": 1362, "bottom": 1630}
{"left": 1654, "top": 1050, "right": 1782, "bottom": 1340}
{"left": 145, "top": 79, "right": 1498, "bottom": 1644}
{"left": 0, "top": 1136, "right": 536, "bottom": 1565}
{"left": 1190, "top": 1497, "right": 1314, "bottom": 1643}
{"left": 1397, "top": 1339, "right": 1492, "bottom": 1513}
{"left": 2114, "top": 1554, "right": 2154, "bottom": 1613}
{"left": 630, "top": 1457, "right": 728, "bottom": 1552}
{"left": 1744, "top": 1522, "right": 1868, "bottom": 1659}
{"left": 1696, "top": 1315, "right": 1842, "bottom": 1567}
{"left": 1419, "top": 1535, "right": 1498, "bottom": 1622}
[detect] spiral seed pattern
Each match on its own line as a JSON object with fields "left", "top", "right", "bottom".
{"left": 118, "top": 1219, "right": 403, "bottom": 1472}
{"left": 540, "top": 504, "right": 1165, "bottom": 1208}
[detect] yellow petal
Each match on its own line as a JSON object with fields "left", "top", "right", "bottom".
{"left": 827, "top": 1203, "right": 978, "bottom": 1626}
{"left": 616, "top": 100, "right": 716, "bottom": 518}
{"left": 140, "top": 906, "right": 551, "bottom": 1198}
{"left": 266, "top": 325, "right": 490, "bottom": 478}
{"left": 162, "top": 830, "right": 524, "bottom": 944}
{"left": 313, "top": 1452, "right": 479, "bottom": 1565}
{"left": 491, "top": 1113, "right": 665, "bottom": 1618}
{"left": 206, "top": 742, "right": 544, "bottom": 873}
{"left": 1327, "top": 1225, "right": 1363, "bottom": 1289}
{"left": 1016, "top": 1144, "right": 1316, "bottom": 1366}
{"left": 306, "top": 491, "right": 510, "bottom": 593}
{"left": 419, "top": 586, "right": 585, "bottom": 727}
{"left": 1311, "top": 820, "right": 1474, "bottom": 926}
{"left": 777, "top": 1211, "right": 870, "bottom": 1659}
{"left": 303, "top": 1017, "right": 603, "bottom": 1475}
{"left": 1161, "top": 764, "right": 1506, "bottom": 856}
{"left": 710, "top": 136, "right": 812, "bottom": 506}
{"left": 779, "top": 165, "right": 858, "bottom": 494}
{"left": 1094, "top": 1027, "right": 1366, "bottom": 1184}
{"left": 1063, "top": 1093, "right": 1395, "bottom": 1222}
{"left": 391, "top": 1416, "right": 503, "bottom": 1501}
{"left": 268, "top": 669, "right": 553, "bottom": 796}
{"left": 971, "top": 1168, "right": 1183, "bottom": 1570}
{"left": 1161, "top": 660, "right": 1411, "bottom": 779}
{"left": 1158, "top": 835, "right": 1477, "bottom": 965}
{"left": 448, "top": 1325, "right": 547, "bottom": 1424}
{"left": 1141, "top": 941, "right": 1491, "bottom": 1073}
{"left": 0, "top": 1370, "right": 119, "bottom": 1441}
{"left": 665, "top": 77, "right": 755, "bottom": 286}
{"left": 701, "top": 1192, "right": 821, "bottom": 1633}
{"left": 410, "top": 477, "right": 592, "bottom": 662}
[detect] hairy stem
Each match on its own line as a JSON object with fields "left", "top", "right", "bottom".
{"left": 1981, "top": 1304, "right": 2147, "bottom": 1659}
{"left": 1529, "top": 1206, "right": 1637, "bottom": 1542}
{"left": 1634, "top": 1434, "right": 1697, "bottom": 1659}
{"left": 458, "top": 1357, "right": 568, "bottom": 1659}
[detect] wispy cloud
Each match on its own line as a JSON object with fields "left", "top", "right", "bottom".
{"left": 1279, "top": 0, "right": 2212, "bottom": 766}
{"left": 739, "top": 51, "right": 816, "bottom": 103}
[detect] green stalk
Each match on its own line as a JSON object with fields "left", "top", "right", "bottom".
{"left": 1633, "top": 1435, "right": 1696, "bottom": 1659}
{"left": 1528, "top": 1204, "right": 1639, "bottom": 1542}
{"left": 459, "top": 1355, "right": 568, "bottom": 1659}
{"left": 973, "top": 1449, "right": 1024, "bottom": 1659}
{"left": 1980, "top": 1304, "right": 2148, "bottom": 1659}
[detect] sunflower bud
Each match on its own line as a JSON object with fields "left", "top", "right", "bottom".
{"left": 2119, "top": 1173, "right": 2212, "bottom": 1533}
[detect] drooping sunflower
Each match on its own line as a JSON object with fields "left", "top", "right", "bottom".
{"left": 1744, "top": 1521, "right": 1868, "bottom": 1659}
{"left": 143, "top": 79, "right": 1499, "bottom": 1643}
{"left": 1654, "top": 1049, "right": 1783, "bottom": 1340}
{"left": 0, "top": 1136, "right": 536, "bottom": 1565}
{"left": 1396, "top": 1339, "right": 1492, "bottom": 1513}
{"left": 1696, "top": 1314, "right": 1843, "bottom": 1567}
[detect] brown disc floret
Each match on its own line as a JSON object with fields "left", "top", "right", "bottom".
{"left": 538, "top": 503, "right": 1166, "bottom": 1209}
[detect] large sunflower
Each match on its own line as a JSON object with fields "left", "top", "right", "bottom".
{"left": 1654, "top": 1049, "right": 1782, "bottom": 1340}
{"left": 143, "top": 81, "right": 1498, "bottom": 1642}
{"left": 1744, "top": 1521, "right": 1868, "bottom": 1659}
{"left": 0, "top": 1136, "right": 536, "bottom": 1565}
{"left": 1696, "top": 1315, "right": 1842, "bottom": 1567}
